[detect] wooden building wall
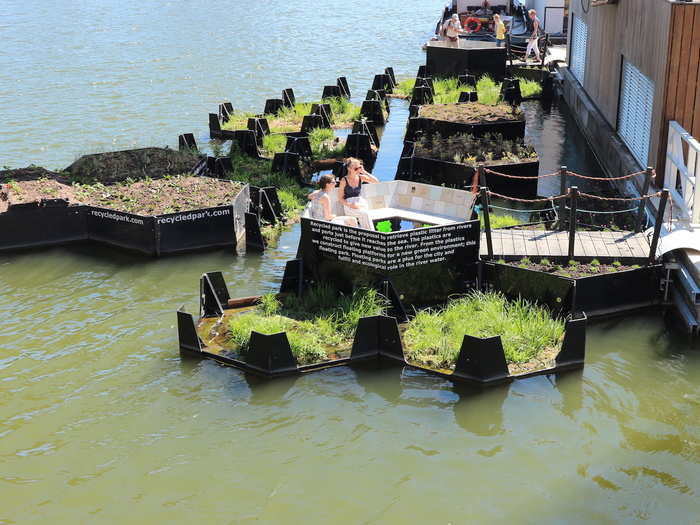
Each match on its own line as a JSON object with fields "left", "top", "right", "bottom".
{"left": 567, "top": 0, "right": 672, "bottom": 172}
{"left": 659, "top": 4, "right": 700, "bottom": 183}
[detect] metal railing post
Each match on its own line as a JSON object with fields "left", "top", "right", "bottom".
{"left": 558, "top": 165, "right": 568, "bottom": 230}
{"left": 478, "top": 164, "right": 487, "bottom": 187}
{"left": 635, "top": 166, "right": 654, "bottom": 232}
{"left": 568, "top": 186, "right": 578, "bottom": 259}
{"left": 480, "top": 187, "right": 494, "bottom": 259}
{"left": 506, "top": 34, "right": 513, "bottom": 68}
{"left": 648, "top": 189, "right": 669, "bottom": 264}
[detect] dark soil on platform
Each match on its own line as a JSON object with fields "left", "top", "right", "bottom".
{"left": 0, "top": 175, "right": 243, "bottom": 215}
{"left": 418, "top": 103, "right": 523, "bottom": 124}
{"left": 65, "top": 147, "right": 201, "bottom": 184}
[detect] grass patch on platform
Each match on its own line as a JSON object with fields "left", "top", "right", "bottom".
{"left": 482, "top": 212, "right": 520, "bottom": 229}
{"left": 403, "top": 290, "right": 564, "bottom": 369}
{"left": 222, "top": 98, "right": 361, "bottom": 134}
{"left": 309, "top": 128, "right": 345, "bottom": 159}
{"left": 517, "top": 77, "right": 542, "bottom": 98}
{"left": 66, "top": 147, "right": 201, "bottom": 185}
{"left": 508, "top": 258, "right": 641, "bottom": 278}
{"left": 394, "top": 75, "right": 542, "bottom": 104}
{"left": 415, "top": 132, "right": 537, "bottom": 165}
{"left": 72, "top": 176, "right": 245, "bottom": 215}
{"left": 226, "top": 284, "right": 385, "bottom": 364}
{"left": 262, "top": 134, "right": 288, "bottom": 155}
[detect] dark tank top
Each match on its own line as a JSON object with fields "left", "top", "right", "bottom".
{"left": 343, "top": 178, "right": 362, "bottom": 199}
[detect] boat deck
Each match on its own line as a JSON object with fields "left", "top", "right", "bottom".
{"left": 480, "top": 229, "right": 651, "bottom": 260}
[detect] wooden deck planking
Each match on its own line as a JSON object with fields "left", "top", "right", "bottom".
{"left": 481, "top": 229, "right": 650, "bottom": 259}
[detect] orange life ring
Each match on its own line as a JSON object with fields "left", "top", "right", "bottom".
{"left": 463, "top": 17, "right": 482, "bottom": 33}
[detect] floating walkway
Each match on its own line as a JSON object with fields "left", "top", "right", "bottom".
{"left": 480, "top": 229, "right": 651, "bottom": 260}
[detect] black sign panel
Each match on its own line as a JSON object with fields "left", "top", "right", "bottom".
{"left": 300, "top": 218, "right": 480, "bottom": 306}
{"left": 86, "top": 207, "right": 156, "bottom": 255}
{"left": 157, "top": 205, "right": 235, "bottom": 254}
{"left": 0, "top": 204, "right": 87, "bottom": 251}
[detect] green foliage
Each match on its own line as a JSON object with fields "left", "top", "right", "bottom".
{"left": 481, "top": 212, "right": 520, "bottom": 229}
{"left": 404, "top": 291, "right": 565, "bottom": 368}
{"left": 517, "top": 77, "right": 543, "bottom": 98}
{"left": 262, "top": 134, "right": 287, "bottom": 155}
{"left": 323, "top": 97, "right": 362, "bottom": 123}
{"left": 376, "top": 220, "right": 393, "bottom": 233}
{"left": 226, "top": 284, "right": 385, "bottom": 364}
{"left": 309, "top": 128, "right": 344, "bottom": 159}
{"left": 475, "top": 75, "right": 501, "bottom": 105}
{"left": 415, "top": 132, "right": 537, "bottom": 166}
{"left": 590, "top": 259, "right": 601, "bottom": 267}
{"left": 540, "top": 258, "right": 551, "bottom": 266}
{"left": 395, "top": 78, "right": 416, "bottom": 97}
{"left": 612, "top": 260, "right": 622, "bottom": 268}
{"left": 222, "top": 98, "right": 360, "bottom": 134}
{"left": 398, "top": 74, "right": 538, "bottom": 106}
{"left": 433, "top": 77, "right": 462, "bottom": 104}
{"left": 259, "top": 293, "right": 281, "bottom": 316}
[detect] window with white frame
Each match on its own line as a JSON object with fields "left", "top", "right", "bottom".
{"left": 618, "top": 59, "right": 654, "bottom": 167}
{"left": 570, "top": 15, "right": 587, "bottom": 85}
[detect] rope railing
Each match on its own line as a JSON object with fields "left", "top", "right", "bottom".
{"left": 486, "top": 189, "right": 662, "bottom": 203}
{"left": 483, "top": 166, "right": 654, "bottom": 182}
{"left": 487, "top": 190, "right": 567, "bottom": 203}
{"left": 490, "top": 204, "right": 557, "bottom": 214}
{"left": 563, "top": 206, "right": 638, "bottom": 215}
{"left": 578, "top": 191, "right": 662, "bottom": 202}
{"left": 479, "top": 184, "right": 670, "bottom": 264}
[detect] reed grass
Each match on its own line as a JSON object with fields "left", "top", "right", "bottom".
{"left": 394, "top": 75, "right": 542, "bottom": 105}
{"left": 516, "top": 77, "right": 543, "bottom": 98}
{"left": 222, "top": 98, "right": 360, "bottom": 134}
{"left": 482, "top": 213, "right": 520, "bottom": 229}
{"left": 226, "top": 284, "right": 385, "bottom": 364}
{"left": 403, "top": 290, "right": 565, "bottom": 368}
{"left": 309, "top": 128, "right": 345, "bottom": 159}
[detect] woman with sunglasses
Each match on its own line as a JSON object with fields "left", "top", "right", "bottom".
{"left": 307, "top": 174, "right": 359, "bottom": 226}
{"left": 338, "top": 157, "right": 379, "bottom": 230}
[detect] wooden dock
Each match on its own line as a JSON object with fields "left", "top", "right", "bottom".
{"left": 480, "top": 229, "right": 651, "bottom": 260}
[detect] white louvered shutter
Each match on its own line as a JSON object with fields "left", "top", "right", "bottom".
{"left": 618, "top": 60, "right": 654, "bottom": 167}
{"left": 570, "top": 15, "right": 587, "bottom": 85}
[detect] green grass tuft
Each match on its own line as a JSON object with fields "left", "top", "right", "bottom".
{"left": 226, "top": 285, "right": 385, "bottom": 364}
{"left": 517, "top": 77, "right": 543, "bottom": 98}
{"left": 482, "top": 212, "right": 520, "bottom": 229}
{"left": 404, "top": 291, "right": 565, "bottom": 368}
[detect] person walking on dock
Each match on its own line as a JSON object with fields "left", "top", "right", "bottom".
{"left": 443, "top": 14, "right": 466, "bottom": 48}
{"left": 525, "top": 9, "right": 542, "bottom": 64}
{"left": 494, "top": 14, "right": 506, "bottom": 47}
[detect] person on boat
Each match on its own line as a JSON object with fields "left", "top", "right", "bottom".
{"left": 476, "top": 0, "right": 492, "bottom": 16}
{"left": 338, "top": 157, "right": 378, "bottom": 230}
{"left": 525, "top": 9, "right": 542, "bottom": 64}
{"left": 442, "top": 14, "right": 466, "bottom": 48}
{"left": 493, "top": 13, "right": 506, "bottom": 47}
{"left": 307, "top": 174, "right": 358, "bottom": 226}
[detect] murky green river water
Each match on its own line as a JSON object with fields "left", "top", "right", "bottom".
{"left": 2, "top": 0, "right": 700, "bottom": 522}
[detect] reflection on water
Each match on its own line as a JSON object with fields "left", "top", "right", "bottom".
{"left": 2, "top": 0, "right": 700, "bottom": 522}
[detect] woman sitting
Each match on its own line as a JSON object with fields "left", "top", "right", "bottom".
{"left": 307, "top": 174, "right": 359, "bottom": 226}
{"left": 338, "top": 157, "right": 379, "bottom": 230}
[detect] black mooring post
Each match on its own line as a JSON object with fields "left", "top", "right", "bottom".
{"left": 568, "top": 186, "right": 578, "bottom": 259}
{"left": 506, "top": 34, "right": 513, "bottom": 68}
{"left": 540, "top": 34, "right": 549, "bottom": 68}
{"left": 648, "top": 189, "right": 669, "bottom": 264}
{"left": 477, "top": 164, "right": 486, "bottom": 188}
{"left": 559, "top": 165, "right": 568, "bottom": 230}
{"left": 635, "top": 166, "right": 654, "bottom": 233}
{"left": 480, "top": 187, "right": 493, "bottom": 259}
